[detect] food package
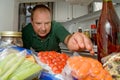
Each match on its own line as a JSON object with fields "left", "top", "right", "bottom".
{"left": 37, "top": 51, "right": 70, "bottom": 80}
{"left": 62, "top": 56, "right": 112, "bottom": 80}
{"left": 0, "top": 47, "right": 42, "bottom": 80}
{"left": 102, "top": 52, "right": 120, "bottom": 80}
{"left": 37, "top": 51, "right": 69, "bottom": 74}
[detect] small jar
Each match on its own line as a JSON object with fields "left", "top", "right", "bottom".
{"left": 78, "top": 27, "right": 82, "bottom": 33}
{"left": 84, "top": 29, "right": 90, "bottom": 38}
{"left": 0, "top": 31, "right": 23, "bottom": 47}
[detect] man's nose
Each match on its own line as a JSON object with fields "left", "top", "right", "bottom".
{"left": 41, "top": 24, "right": 46, "bottom": 30}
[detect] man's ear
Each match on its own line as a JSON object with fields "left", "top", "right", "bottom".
{"left": 30, "top": 18, "right": 33, "bottom": 25}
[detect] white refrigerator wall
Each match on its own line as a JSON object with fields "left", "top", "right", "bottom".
{"left": 0, "top": 0, "right": 19, "bottom": 31}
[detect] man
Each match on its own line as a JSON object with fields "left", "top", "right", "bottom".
{"left": 22, "top": 4, "right": 94, "bottom": 55}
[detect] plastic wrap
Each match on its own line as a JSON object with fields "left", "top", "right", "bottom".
{"left": 37, "top": 51, "right": 70, "bottom": 80}
{"left": 102, "top": 52, "right": 120, "bottom": 80}
{"left": 0, "top": 48, "right": 26, "bottom": 79}
{"left": 62, "top": 55, "right": 112, "bottom": 80}
{"left": 0, "top": 47, "right": 42, "bottom": 80}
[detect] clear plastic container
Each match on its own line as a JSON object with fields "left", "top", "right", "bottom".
{"left": 0, "top": 31, "right": 23, "bottom": 47}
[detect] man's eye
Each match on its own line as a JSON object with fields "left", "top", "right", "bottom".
{"left": 36, "top": 22, "right": 41, "bottom": 24}
{"left": 36, "top": 23, "right": 41, "bottom": 25}
{"left": 45, "top": 22, "right": 50, "bottom": 25}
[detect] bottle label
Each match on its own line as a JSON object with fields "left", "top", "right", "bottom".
{"left": 103, "top": 0, "right": 112, "bottom": 2}
{"left": 91, "top": 29, "right": 96, "bottom": 34}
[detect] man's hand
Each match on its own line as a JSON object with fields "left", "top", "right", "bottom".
{"left": 65, "top": 32, "right": 94, "bottom": 55}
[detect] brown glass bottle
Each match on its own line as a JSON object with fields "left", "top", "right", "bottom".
{"left": 97, "top": 0, "right": 120, "bottom": 62}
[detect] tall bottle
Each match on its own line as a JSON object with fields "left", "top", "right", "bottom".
{"left": 97, "top": 0, "right": 120, "bottom": 62}
{"left": 91, "top": 24, "right": 97, "bottom": 45}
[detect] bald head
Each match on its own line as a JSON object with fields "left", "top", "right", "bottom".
{"left": 31, "top": 4, "right": 51, "bottom": 21}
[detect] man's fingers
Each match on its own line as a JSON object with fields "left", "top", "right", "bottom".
{"left": 90, "top": 48, "right": 95, "bottom": 55}
{"left": 67, "top": 32, "right": 95, "bottom": 55}
{"left": 78, "top": 33, "right": 95, "bottom": 54}
{"left": 73, "top": 32, "right": 85, "bottom": 49}
{"left": 81, "top": 34, "right": 92, "bottom": 48}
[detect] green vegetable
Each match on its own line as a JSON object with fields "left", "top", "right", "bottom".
{"left": 9, "top": 62, "right": 42, "bottom": 80}
{"left": 0, "top": 53, "right": 15, "bottom": 73}
{"left": 9, "top": 67, "right": 32, "bottom": 80}
{"left": 8, "top": 60, "right": 34, "bottom": 78}
{"left": 15, "top": 60, "right": 34, "bottom": 71}
{"left": 0, "top": 56, "right": 25, "bottom": 80}
{"left": 0, "top": 54, "right": 18, "bottom": 76}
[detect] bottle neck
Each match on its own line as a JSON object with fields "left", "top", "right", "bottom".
{"left": 102, "top": 0, "right": 114, "bottom": 11}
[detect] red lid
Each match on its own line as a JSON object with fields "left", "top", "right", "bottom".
{"left": 91, "top": 24, "right": 96, "bottom": 29}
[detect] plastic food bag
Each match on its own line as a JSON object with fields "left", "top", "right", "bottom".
{"left": 62, "top": 55, "right": 112, "bottom": 80}
{"left": 102, "top": 52, "right": 120, "bottom": 80}
{"left": 0, "top": 47, "right": 42, "bottom": 80}
{"left": 0, "top": 47, "right": 26, "bottom": 61}
{"left": 37, "top": 51, "right": 69, "bottom": 74}
{"left": 37, "top": 51, "right": 70, "bottom": 80}
{"left": 0, "top": 48, "right": 26, "bottom": 80}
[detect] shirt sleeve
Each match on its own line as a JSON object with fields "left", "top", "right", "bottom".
{"left": 53, "top": 21, "right": 70, "bottom": 42}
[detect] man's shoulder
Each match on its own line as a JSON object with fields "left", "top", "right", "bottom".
{"left": 51, "top": 21, "right": 64, "bottom": 29}
{"left": 22, "top": 23, "right": 34, "bottom": 35}
{"left": 22, "top": 23, "right": 33, "bottom": 32}
{"left": 52, "top": 20, "right": 61, "bottom": 25}
{"left": 23, "top": 23, "right": 32, "bottom": 29}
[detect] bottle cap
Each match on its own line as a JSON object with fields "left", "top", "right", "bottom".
{"left": 91, "top": 24, "right": 96, "bottom": 29}
{"left": 78, "top": 27, "right": 82, "bottom": 32}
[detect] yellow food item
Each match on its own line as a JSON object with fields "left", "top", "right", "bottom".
{"left": 26, "top": 55, "right": 35, "bottom": 63}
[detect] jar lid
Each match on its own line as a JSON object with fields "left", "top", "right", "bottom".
{"left": 84, "top": 29, "right": 90, "bottom": 31}
{"left": 0, "top": 31, "right": 22, "bottom": 37}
